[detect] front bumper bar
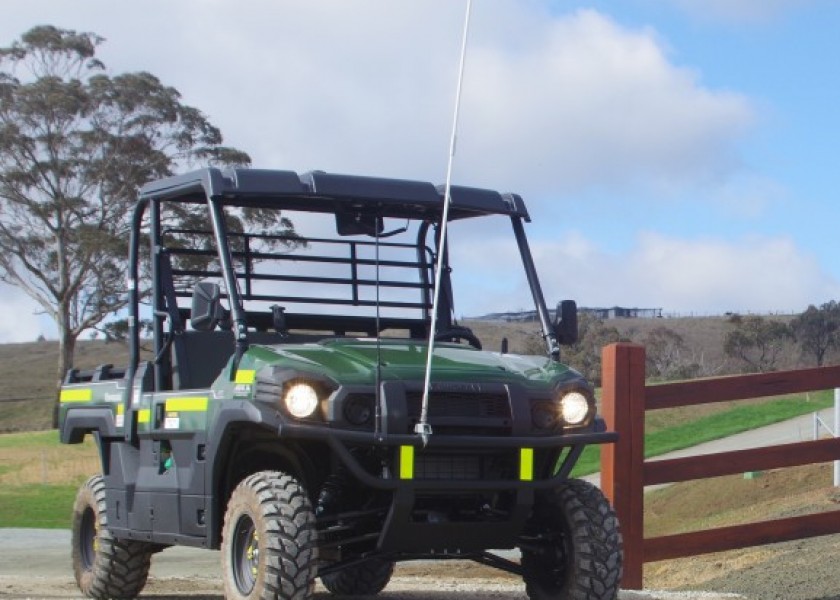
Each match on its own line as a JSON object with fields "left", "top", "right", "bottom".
{"left": 279, "top": 419, "right": 617, "bottom": 490}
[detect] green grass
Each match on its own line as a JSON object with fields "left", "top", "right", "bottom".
{"left": 0, "top": 430, "right": 96, "bottom": 528}
{"left": 0, "top": 483, "right": 77, "bottom": 528}
{"left": 0, "top": 429, "right": 61, "bottom": 449}
{"left": 0, "top": 392, "right": 834, "bottom": 528}
{"left": 571, "top": 391, "right": 834, "bottom": 476}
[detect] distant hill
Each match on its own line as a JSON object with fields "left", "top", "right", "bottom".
{"left": 0, "top": 313, "right": 809, "bottom": 433}
{"left": 468, "top": 313, "right": 806, "bottom": 377}
{"left": 0, "top": 340, "right": 131, "bottom": 432}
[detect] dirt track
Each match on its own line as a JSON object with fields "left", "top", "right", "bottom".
{"left": 0, "top": 529, "right": 744, "bottom": 600}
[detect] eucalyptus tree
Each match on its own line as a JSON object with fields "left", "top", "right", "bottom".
{"left": 643, "top": 325, "right": 703, "bottom": 381}
{"left": 724, "top": 315, "right": 792, "bottom": 373}
{"left": 791, "top": 301, "right": 840, "bottom": 367}
{"left": 558, "top": 312, "right": 624, "bottom": 385}
{"left": 0, "top": 26, "right": 291, "bottom": 422}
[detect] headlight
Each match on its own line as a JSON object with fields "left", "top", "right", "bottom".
{"left": 282, "top": 382, "right": 319, "bottom": 418}
{"left": 559, "top": 391, "right": 592, "bottom": 426}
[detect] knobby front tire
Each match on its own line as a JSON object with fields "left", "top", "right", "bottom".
{"left": 222, "top": 470, "right": 318, "bottom": 600}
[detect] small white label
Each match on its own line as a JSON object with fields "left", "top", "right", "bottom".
{"left": 164, "top": 416, "right": 180, "bottom": 429}
{"left": 115, "top": 415, "right": 125, "bottom": 428}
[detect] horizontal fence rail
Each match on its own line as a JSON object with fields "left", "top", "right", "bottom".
{"left": 599, "top": 343, "right": 840, "bottom": 589}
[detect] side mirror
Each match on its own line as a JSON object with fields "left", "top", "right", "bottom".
{"left": 191, "top": 281, "right": 224, "bottom": 332}
{"left": 554, "top": 300, "right": 578, "bottom": 346}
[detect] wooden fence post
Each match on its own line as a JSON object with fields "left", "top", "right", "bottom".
{"left": 600, "top": 343, "right": 647, "bottom": 590}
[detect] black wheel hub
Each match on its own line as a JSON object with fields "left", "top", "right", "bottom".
{"left": 79, "top": 506, "right": 98, "bottom": 570}
{"left": 231, "top": 514, "right": 259, "bottom": 594}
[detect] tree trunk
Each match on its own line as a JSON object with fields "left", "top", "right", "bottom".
{"left": 52, "top": 324, "right": 76, "bottom": 429}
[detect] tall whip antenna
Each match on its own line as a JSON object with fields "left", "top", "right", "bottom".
{"left": 416, "top": 0, "right": 473, "bottom": 445}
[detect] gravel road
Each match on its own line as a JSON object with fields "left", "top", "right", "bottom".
{"left": 0, "top": 529, "right": 743, "bottom": 600}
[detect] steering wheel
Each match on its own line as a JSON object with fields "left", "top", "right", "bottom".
{"left": 434, "top": 327, "right": 482, "bottom": 350}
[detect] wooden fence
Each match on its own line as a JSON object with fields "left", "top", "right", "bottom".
{"left": 599, "top": 342, "right": 840, "bottom": 589}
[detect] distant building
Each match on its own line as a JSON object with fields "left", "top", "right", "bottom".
{"left": 580, "top": 307, "right": 663, "bottom": 319}
{"left": 476, "top": 310, "right": 540, "bottom": 322}
{"left": 473, "top": 306, "right": 663, "bottom": 322}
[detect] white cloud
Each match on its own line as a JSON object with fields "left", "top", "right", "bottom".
{"left": 147, "top": 0, "right": 469, "bottom": 180}
{"left": 0, "top": 1, "right": 755, "bottom": 200}
{"left": 540, "top": 233, "right": 840, "bottom": 313}
{"left": 453, "top": 232, "right": 840, "bottom": 316}
{"left": 0, "top": 1, "right": 781, "bottom": 337}
{"left": 457, "top": 9, "right": 753, "bottom": 197}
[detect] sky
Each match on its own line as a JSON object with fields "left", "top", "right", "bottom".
{"left": 2, "top": 0, "right": 840, "bottom": 342}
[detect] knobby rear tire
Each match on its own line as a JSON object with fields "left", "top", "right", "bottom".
{"left": 71, "top": 475, "right": 153, "bottom": 599}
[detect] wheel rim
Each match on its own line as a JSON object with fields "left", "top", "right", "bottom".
{"left": 232, "top": 514, "right": 259, "bottom": 595}
{"left": 79, "top": 506, "right": 98, "bottom": 570}
{"left": 544, "top": 534, "right": 570, "bottom": 589}
{"left": 524, "top": 530, "right": 571, "bottom": 593}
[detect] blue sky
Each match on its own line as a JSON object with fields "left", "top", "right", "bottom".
{"left": 578, "top": 0, "right": 840, "bottom": 258}
{"left": 1, "top": 0, "right": 840, "bottom": 341}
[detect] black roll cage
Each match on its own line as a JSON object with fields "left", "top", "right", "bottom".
{"left": 125, "top": 168, "right": 559, "bottom": 394}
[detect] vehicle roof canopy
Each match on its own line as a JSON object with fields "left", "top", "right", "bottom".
{"left": 139, "top": 168, "right": 530, "bottom": 221}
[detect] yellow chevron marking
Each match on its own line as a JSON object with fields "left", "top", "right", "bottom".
{"left": 60, "top": 388, "right": 92, "bottom": 403}
{"left": 235, "top": 370, "right": 256, "bottom": 384}
{"left": 165, "top": 397, "right": 209, "bottom": 412}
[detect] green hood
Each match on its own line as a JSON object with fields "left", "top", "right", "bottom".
{"left": 245, "top": 338, "right": 582, "bottom": 391}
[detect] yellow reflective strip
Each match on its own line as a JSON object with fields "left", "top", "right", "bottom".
{"left": 137, "top": 409, "right": 151, "bottom": 424}
{"left": 235, "top": 369, "right": 256, "bottom": 384}
{"left": 399, "top": 445, "right": 414, "bottom": 480}
{"left": 520, "top": 448, "right": 534, "bottom": 481}
{"left": 60, "top": 388, "right": 92, "bottom": 403}
{"left": 116, "top": 404, "right": 125, "bottom": 415}
{"left": 165, "top": 397, "right": 209, "bottom": 412}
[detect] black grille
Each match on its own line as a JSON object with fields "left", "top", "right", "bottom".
{"left": 414, "top": 453, "right": 516, "bottom": 480}
{"left": 415, "top": 455, "right": 482, "bottom": 480}
{"left": 405, "top": 391, "right": 510, "bottom": 420}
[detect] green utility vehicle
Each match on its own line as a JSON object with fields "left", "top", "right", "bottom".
{"left": 59, "top": 168, "right": 622, "bottom": 599}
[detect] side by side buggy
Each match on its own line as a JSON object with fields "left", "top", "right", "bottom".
{"left": 59, "top": 168, "right": 622, "bottom": 599}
